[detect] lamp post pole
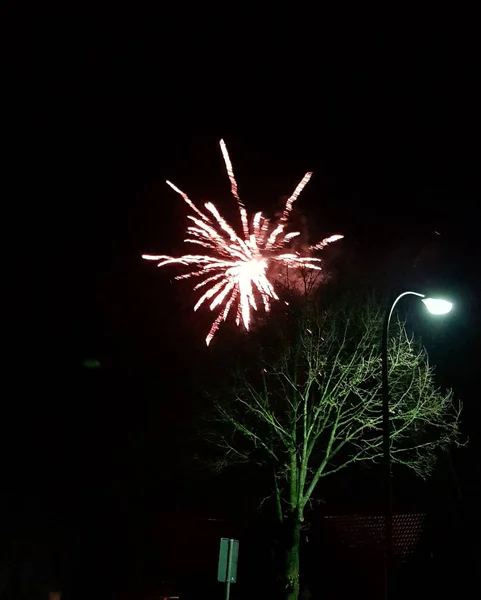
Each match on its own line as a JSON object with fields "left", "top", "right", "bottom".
{"left": 381, "top": 291, "right": 425, "bottom": 600}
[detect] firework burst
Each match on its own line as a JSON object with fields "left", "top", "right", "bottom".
{"left": 143, "top": 140, "right": 343, "bottom": 345}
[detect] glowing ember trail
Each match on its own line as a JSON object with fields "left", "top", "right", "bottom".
{"left": 143, "top": 140, "right": 343, "bottom": 345}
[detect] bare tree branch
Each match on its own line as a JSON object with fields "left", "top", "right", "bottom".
{"left": 202, "top": 296, "right": 462, "bottom": 525}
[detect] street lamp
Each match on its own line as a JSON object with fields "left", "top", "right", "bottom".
{"left": 421, "top": 297, "right": 453, "bottom": 315}
{"left": 381, "top": 291, "right": 452, "bottom": 599}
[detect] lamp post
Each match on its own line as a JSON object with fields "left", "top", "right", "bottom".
{"left": 381, "top": 292, "right": 453, "bottom": 599}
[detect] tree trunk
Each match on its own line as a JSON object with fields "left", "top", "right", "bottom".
{"left": 285, "top": 519, "right": 301, "bottom": 600}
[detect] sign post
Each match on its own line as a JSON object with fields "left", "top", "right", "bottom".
{"left": 217, "top": 538, "right": 239, "bottom": 600}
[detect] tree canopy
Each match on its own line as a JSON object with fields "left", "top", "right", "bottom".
{"left": 202, "top": 293, "right": 462, "bottom": 600}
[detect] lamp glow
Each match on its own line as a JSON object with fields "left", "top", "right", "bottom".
{"left": 421, "top": 298, "right": 453, "bottom": 315}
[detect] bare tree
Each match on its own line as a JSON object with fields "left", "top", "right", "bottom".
{"left": 204, "top": 297, "right": 461, "bottom": 600}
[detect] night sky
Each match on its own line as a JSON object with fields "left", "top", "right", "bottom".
{"left": 4, "top": 6, "right": 480, "bottom": 595}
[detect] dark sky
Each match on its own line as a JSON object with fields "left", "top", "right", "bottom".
{"left": 4, "top": 6, "right": 480, "bottom": 570}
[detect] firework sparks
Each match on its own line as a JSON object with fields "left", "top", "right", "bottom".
{"left": 309, "top": 234, "right": 345, "bottom": 251}
{"left": 143, "top": 140, "right": 343, "bottom": 345}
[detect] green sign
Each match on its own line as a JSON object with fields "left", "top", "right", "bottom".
{"left": 82, "top": 358, "right": 101, "bottom": 369}
{"left": 217, "top": 538, "right": 239, "bottom": 584}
